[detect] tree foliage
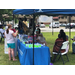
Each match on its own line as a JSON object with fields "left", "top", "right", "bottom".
{"left": 0, "top": 9, "right": 14, "bottom": 23}
{"left": 0, "top": 9, "right": 14, "bottom": 15}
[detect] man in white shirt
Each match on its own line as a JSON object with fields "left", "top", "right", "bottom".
{"left": 0, "top": 28, "right": 5, "bottom": 34}
{"left": 0, "top": 26, "right": 5, "bottom": 38}
{"left": 0, "top": 25, "right": 4, "bottom": 32}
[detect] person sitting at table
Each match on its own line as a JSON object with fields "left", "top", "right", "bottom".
{"left": 52, "top": 29, "right": 68, "bottom": 62}
{"left": 36, "top": 33, "right": 47, "bottom": 46}
{"left": 36, "top": 28, "right": 42, "bottom": 38}
{"left": 36, "top": 28, "right": 47, "bottom": 46}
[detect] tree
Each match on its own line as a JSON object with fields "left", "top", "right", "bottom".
{"left": 0, "top": 9, "right": 14, "bottom": 24}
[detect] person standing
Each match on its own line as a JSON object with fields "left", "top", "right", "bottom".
{"left": 4, "top": 24, "right": 18, "bottom": 61}
{"left": 0, "top": 25, "right": 5, "bottom": 42}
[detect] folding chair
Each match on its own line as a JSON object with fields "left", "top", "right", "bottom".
{"left": 53, "top": 41, "right": 69, "bottom": 64}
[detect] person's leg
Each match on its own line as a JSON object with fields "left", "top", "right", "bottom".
{"left": 73, "top": 43, "right": 75, "bottom": 53}
{"left": 11, "top": 48, "right": 17, "bottom": 61}
{"left": 72, "top": 43, "right": 75, "bottom": 53}
{"left": 8, "top": 47, "right": 11, "bottom": 60}
{"left": 10, "top": 43, "right": 17, "bottom": 61}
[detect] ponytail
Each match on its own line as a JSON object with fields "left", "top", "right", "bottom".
{"left": 6, "top": 24, "right": 12, "bottom": 34}
{"left": 6, "top": 29, "right": 9, "bottom": 34}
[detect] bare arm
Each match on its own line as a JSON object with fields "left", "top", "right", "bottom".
{"left": 12, "top": 30, "right": 18, "bottom": 37}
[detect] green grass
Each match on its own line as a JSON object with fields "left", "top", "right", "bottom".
{"left": 0, "top": 32, "right": 75, "bottom": 65}
{"left": 45, "top": 24, "right": 49, "bottom": 27}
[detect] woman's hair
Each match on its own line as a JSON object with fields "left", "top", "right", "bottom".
{"left": 6, "top": 24, "right": 12, "bottom": 34}
{"left": 59, "top": 29, "right": 66, "bottom": 41}
{"left": 62, "top": 32, "right": 66, "bottom": 41}
{"left": 60, "top": 29, "right": 64, "bottom": 34}
{"left": 58, "top": 34, "right": 61, "bottom": 38}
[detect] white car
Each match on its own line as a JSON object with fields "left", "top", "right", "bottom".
{"left": 39, "top": 23, "right": 45, "bottom": 28}
{"left": 49, "top": 22, "right": 59, "bottom": 28}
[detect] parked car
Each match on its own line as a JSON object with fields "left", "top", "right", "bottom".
{"left": 39, "top": 23, "right": 45, "bottom": 28}
{"left": 49, "top": 22, "right": 60, "bottom": 28}
{"left": 60, "top": 23, "right": 66, "bottom": 27}
{"left": 65, "top": 23, "right": 75, "bottom": 29}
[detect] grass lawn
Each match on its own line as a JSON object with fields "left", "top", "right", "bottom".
{"left": 45, "top": 24, "right": 49, "bottom": 27}
{"left": 0, "top": 32, "right": 75, "bottom": 65}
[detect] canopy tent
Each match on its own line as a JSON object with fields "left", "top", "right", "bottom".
{"left": 13, "top": 9, "right": 39, "bottom": 15}
{"left": 13, "top": 9, "right": 75, "bottom": 15}
{"left": 13, "top": 9, "right": 75, "bottom": 65}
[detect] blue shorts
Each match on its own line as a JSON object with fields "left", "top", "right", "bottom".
{"left": 7, "top": 43, "right": 15, "bottom": 49}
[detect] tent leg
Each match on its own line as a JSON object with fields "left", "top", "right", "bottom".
{"left": 33, "top": 14, "right": 35, "bottom": 65}
{"left": 69, "top": 15, "right": 71, "bottom": 50}
{"left": 13, "top": 14, "right": 14, "bottom": 28}
{"left": 52, "top": 16, "right": 53, "bottom": 35}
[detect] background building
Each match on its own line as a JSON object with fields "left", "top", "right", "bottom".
{"left": 58, "top": 15, "right": 75, "bottom": 24}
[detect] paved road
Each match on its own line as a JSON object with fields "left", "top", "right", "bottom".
{"left": 40, "top": 27, "right": 75, "bottom": 32}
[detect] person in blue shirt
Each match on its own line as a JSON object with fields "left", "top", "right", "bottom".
{"left": 18, "top": 18, "right": 24, "bottom": 34}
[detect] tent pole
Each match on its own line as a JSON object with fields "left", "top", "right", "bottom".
{"left": 52, "top": 16, "right": 53, "bottom": 35}
{"left": 69, "top": 15, "right": 71, "bottom": 50}
{"left": 33, "top": 14, "right": 35, "bottom": 65}
{"left": 13, "top": 14, "right": 14, "bottom": 28}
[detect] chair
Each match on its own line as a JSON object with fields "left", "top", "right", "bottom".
{"left": 52, "top": 41, "right": 69, "bottom": 64}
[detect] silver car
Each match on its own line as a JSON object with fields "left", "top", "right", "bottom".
{"left": 39, "top": 23, "right": 45, "bottom": 28}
